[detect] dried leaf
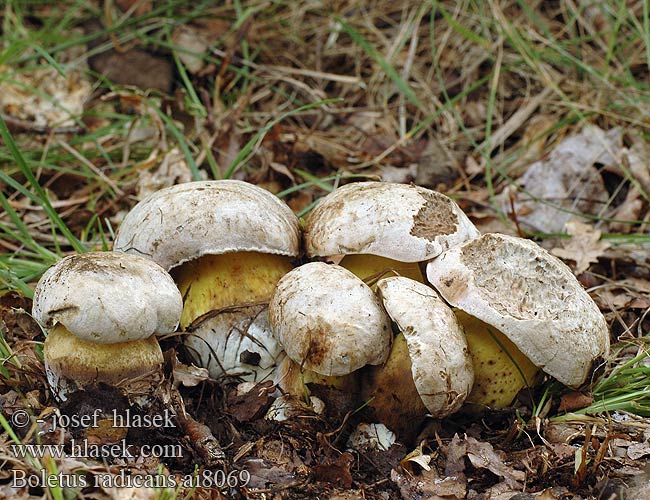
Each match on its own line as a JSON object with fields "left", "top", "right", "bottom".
{"left": 551, "top": 221, "right": 611, "bottom": 274}
{"left": 465, "top": 436, "right": 526, "bottom": 485}
{"left": 171, "top": 360, "right": 210, "bottom": 388}
{"left": 347, "top": 423, "right": 396, "bottom": 452}
{"left": 242, "top": 457, "right": 299, "bottom": 490}
{"left": 391, "top": 468, "right": 466, "bottom": 500}
{"left": 401, "top": 441, "right": 432, "bottom": 474}
{"left": 557, "top": 391, "right": 594, "bottom": 413}
{"left": 504, "top": 126, "right": 618, "bottom": 233}
{"left": 311, "top": 452, "right": 354, "bottom": 488}
{"left": 228, "top": 381, "right": 274, "bottom": 423}
{"left": 115, "top": 0, "right": 152, "bottom": 15}
{"left": 628, "top": 441, "right": 650, "bottom": 460}
{"left": 445, "top": 434, "right": 467, "bottom": 476}
{"left": 136, "top": 147, "right": 194, "bottom": 199}
{"left": 171, "top": 20, "right": 229, "bottom": 74}
{"left": 0, "top": 293, "right": 40, "bottom": 341}
{"left": 89, "top": 49, "right": 173, "bottom": 93}
{"left": 0, "top": 65, "right": 91, "bottom": 127}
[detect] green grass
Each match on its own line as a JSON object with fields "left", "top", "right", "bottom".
{"left": 555, "top": 340, "right": 650, "bottom": 419}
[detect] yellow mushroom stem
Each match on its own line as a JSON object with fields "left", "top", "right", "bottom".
{"left": 454, "top": 311, "right": 540, "bottom": 407}
{"left": 275, "top": 356, "right": 359, "bottom": 400}
{"left": 171, "top": 251, "right": 294, "bottom": 329}
{"left": 339, "top": 254, "right": 423, "bottom": 288}
{"left": 44, "top": 325, "right": 164, "bottom": 402}
{"left": 360, "top": 333, "right": 428, "bottom": 440}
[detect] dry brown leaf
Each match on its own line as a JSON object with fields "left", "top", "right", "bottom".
{"left": 136, "top": 148, "right": 194, "bottom": 200}
{"left": 627, "top": 441, "right": 650, "bottom": 460}
{"left": 401, "top": 441, "right": 433, "bottom": 474}
{"left": 465, "top": 436, "right": 526, "bottom": 486}
{"left": 171, "top": 360, "right": 210, "bottom": 388}
{"left": 241, "top": 457, "right": 300, "bottom": 490}
{"left": 311, "top": 453, "right": 354, "bottom": 489}
{"left": 557, "top": 391, "right": 594, "bottom": 413}
{"left": 228, "top": 381, "right": 274, "bottom": 423}
{"left": 171, "top": 19, "right": 229, "bottom": 74}
{"left": 503, "top": 126, "right": 619, "bottom": 233}
{"left": 551, "top": 220, "right": 611, "bottom": 275}
{"left": 0, "top": 66, "right": 91, "bottom": 127}
{"left": 391, "top": 468, "right": 467, "bottom": 500}
{"left": 115, "top": 0, "right": 152, "bottom": 16}
{"left": 89, "top": 49, "right": 173, "bottom": 93}
{"left": 445, "top": 434, "right": 467, "bottom": 476}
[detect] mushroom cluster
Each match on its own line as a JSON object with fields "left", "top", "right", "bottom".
{"left": 32, "top": 178, "right": 610, "bottom": 445}
{"left": 266, "top": 181, "right": 610, "bottom": 437}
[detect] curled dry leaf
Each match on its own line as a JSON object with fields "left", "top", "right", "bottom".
{"left": 136, "top": 147, "right": 194, "bottom": 200}
{"left": 0, "top": 66, "right": 91, "bottom": 128}
{"left": 400, "top": 441, "right": 432, "bottom": 474}
{"left": 444, "top": 435, "right": 526, "bottom": 487}
{"left": 503, "top": 126, "right": 619, "bottom": 233}
{"left": 171, "top": 358, "right": 210, "bottom": 388}
{"left": 551, "top": 220, "right": 611, "bottom": 275}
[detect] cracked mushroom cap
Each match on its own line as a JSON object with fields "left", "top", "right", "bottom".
{"left": 305, "top": 182, "right": 479, "bottom": 262}
{"left": 376, "top": 276, "right": 474, "bottom": 418}
{"left": 426, "top": 233, "right": 610, "bottom": 388}
{"left": 33, "top": 252, "right": 182, "bottom": 343}
{"left": 269, "top": 262, "right": 392, "bottom": 377}
{"left": 113, "top": 180, "right": 301, "bottom": 271}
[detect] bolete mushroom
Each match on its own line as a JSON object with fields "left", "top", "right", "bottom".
{"left": 268, "top": 262, "right": 392, "bottom": 395}
{"left": 426, "top": 233, "right": 610, "bottom": 407}
{"left": 32, "top": 252, "right": 182, "bottom": 406}
{"left": 304, "top": 182, "right": 479, "bottom": 283}
{"left": 113, "top": 180, "right": 300, "bottom": 382}
{"left": 362, "top": 276, "right": 474, "bottom": 437}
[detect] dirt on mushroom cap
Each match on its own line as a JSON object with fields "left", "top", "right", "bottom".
{"left": 269, "top": 262, "right": 392, "bottom": 377}
{"left": 305, "top": 182, "right": 480, "bottom": 262}
{"left": 426, "top": 233, "right": 610, "bottom": 388}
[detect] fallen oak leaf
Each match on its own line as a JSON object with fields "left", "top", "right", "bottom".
{"left": 551, "top": 220, "right": 611, "bottom": 275}
{"left": 465, "top": 436, "right": 526, "bottom": 486}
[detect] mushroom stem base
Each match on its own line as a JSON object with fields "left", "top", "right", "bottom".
{"left": 361, "top": 333, "right": 428, "bottom": 441}
{"left": 44, "top": 325, "right": 164, "bottom": 407}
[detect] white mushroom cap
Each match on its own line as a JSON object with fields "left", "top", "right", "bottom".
{"left": 269, "top": 262, "right": 392, "bottom": 376}
{"left": 305, "top": 182, "right": 479, "bottom": 262}
{"left": 33, "top": 252, "right": 182, "bottom": 343}
{"left": 113, "top": 180, "right": 301, "bottom": 271}
{"left": 184, "top": 305, "right": 284, "bottom": 383}
{"left": 426, "top": 233, "right": 610, "bottom": 388}
{"left": 376, "top": 276, "right": 474, "bottom": 417}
